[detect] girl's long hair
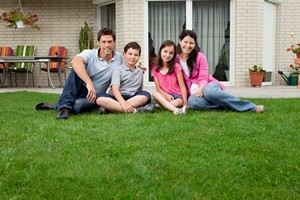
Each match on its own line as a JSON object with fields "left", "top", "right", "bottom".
{"left": 178, "top": 30, "right": 199, "bottom": 74}
{"left": 156, "top": 40, "right": 177, "bottom": 75}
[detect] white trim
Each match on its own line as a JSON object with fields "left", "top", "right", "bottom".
{"left": 186, "top": 1, "right": 193, "bottom": 30}
{"left": 266, "top": 0, "right": 283, "bottom": 4}
{"left": 92, "top": 0, "right": 114, "bottom": 6}
{"left": 223, "top": 0, "right": 235, "bottom": 87}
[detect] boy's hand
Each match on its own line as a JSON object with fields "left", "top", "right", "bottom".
{"left": 120, "top": 102, "right": 135, "bottom": 113}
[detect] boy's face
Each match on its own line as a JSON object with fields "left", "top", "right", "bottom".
{"left": 98, "top": 35, "right": 115, "bottom": 56}
{"left": 123, "top": 48, "right": 140, "bottom": 67}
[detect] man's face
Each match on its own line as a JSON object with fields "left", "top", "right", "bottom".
{"left": 98, "top": 35, "right": 115, "bottom": 56}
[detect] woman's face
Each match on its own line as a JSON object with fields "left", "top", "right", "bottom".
{"left": 179, "top": 35, "right": 196, "bottom": 54}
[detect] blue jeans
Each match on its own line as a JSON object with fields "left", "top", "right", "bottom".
{"left": 56, "top": 70, "right": 98, "bottom": 113}
{"left": 188, "top": 82, "right": 256, "bottom": 112}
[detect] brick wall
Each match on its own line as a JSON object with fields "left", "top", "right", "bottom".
{"left": 1, "top": 0, "right": 300, "bottom": 88}
{"left": 275, "top": 0, "right": 300, "bottom": 86}
{"left": 0, "top": 0, "right": 97, "bottom": 87}
{"left": 116, "top": 0, "right": 144, "bottom": 58}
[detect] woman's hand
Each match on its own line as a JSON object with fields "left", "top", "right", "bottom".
{"left": 193, "top": 87, "right": 203, "bottom": 97}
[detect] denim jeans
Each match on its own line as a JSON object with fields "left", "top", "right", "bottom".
{"left": 188, "top": 82, "right": 256, "bottom": 112}
{"left": 55, "top": 69, "right": 97, "bottom": 113}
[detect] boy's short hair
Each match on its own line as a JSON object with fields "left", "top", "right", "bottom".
{"left": 124, "top": 42, "right": 141, "bottom": 56}
{"left": 97, "top": 28, "right": 116, "bottom": 41}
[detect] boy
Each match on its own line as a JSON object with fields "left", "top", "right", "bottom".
{"left": 96, "top": 42, "right": 154, "bottom": 113}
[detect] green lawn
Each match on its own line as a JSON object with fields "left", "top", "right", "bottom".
{"left": 0, "top": 92, "right": 299, "bottom": 199}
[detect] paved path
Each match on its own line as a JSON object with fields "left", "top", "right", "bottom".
{"left": 0, "top": 86, "right": 299, "bottom": 98}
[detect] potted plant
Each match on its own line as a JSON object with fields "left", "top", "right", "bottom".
{"left": 78, "top": 21, "right": 91, "bottom": 52}
{"left": 249, "top": 64, "right": 266, "bottom": 87}
{"left": 0, "top": 1, "right": 40, "bottom": 30}
{"left": 287, "top": 32, "right": 300, "bottom": 58}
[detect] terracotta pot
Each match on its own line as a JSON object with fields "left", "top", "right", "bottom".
{"left": 249, "top": 72, "right": 264, "bottom": 87}
{"left": 297, "top": 52, "right": 300, "bottom": 58}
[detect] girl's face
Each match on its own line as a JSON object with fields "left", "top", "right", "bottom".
{"left": 179, "top": 35, "right": 196, "bottom": 54}
{"left": 160, "top": 45, "right": 175, "bottom": 64}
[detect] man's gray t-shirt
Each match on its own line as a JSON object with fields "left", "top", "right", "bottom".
{"left": 78, "top": 48, "right": 122, "bottom": 94}
{"left": 108, "top": 63, "right": 143, "bottom": 96}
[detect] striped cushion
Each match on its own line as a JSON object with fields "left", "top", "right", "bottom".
{"left": 0, "top": 47, "right": 13, "bottom": 69}
{"left": 14, "top": 45, "right": 36, "bottom": 71}
{"left": 48, "top": 46, "right": 67, "bottom": 71}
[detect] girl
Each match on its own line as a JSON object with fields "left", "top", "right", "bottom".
{"left": 176, "top": 30, "right": 264, "bottom": 112}
{"left": 152, "top": 40, "right": 188, "bottom": 115}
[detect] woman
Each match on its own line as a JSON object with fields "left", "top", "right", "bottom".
{"left": 176, "top": 30, "right": 264, "bottom": 112}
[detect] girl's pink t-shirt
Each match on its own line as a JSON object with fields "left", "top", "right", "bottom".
{"left": 151, "top": 63, "right": 183, "bottom": 96}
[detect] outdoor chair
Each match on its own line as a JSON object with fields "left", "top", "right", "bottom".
{"left": 10, "top": 45, "right": 36, "bottom": 87}
{"left": 0, "top": 47, "right": 13, "bottom": 87}
{"left": 39, "top": 46, "right": 68, "bottom": 87}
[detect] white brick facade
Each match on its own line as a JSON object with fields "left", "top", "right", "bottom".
{"left": 0, "top": 0, "right": 299, "bottom": 87}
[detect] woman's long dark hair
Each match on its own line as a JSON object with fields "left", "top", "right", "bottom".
{"left": 156, "top": 40, "right": 177, "bottom": 75}
{"left": 178, "top": 30, "right": 199, "bottom": 74}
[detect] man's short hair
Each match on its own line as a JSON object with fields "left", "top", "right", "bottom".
{"left": 97, "top": 28, "right": 116, "bottom": 41}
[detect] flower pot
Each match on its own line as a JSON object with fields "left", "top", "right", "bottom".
{"left": 16, "top": 20, "right": 25, "bottom": 28}
{"left": 249, "top": 72, "right": 264, "bottom": 87}
{"left": 297, "top": 52, "right": 300, "bottom": 58}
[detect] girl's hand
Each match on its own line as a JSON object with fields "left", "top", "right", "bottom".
{"left": 193, "top": 87, "right": 203, "bottom": 97}
{"left": 165, "top": 94, "right": 174, "bottom": 102}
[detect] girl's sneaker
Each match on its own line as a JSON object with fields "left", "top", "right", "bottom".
{"left": 174, "top": 106, "right": 187, "bottom": 115}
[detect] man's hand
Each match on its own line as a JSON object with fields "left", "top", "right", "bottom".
{"left": 86, "top": 82, "right": 97, "bottom": 103}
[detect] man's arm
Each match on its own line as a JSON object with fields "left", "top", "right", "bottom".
{"left": 70, "top": 56, "right": 96, "bottom": 103}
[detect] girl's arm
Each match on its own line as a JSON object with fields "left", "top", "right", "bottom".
{"left": 176, "top": 71, "right": 188, "bottom": 107}
{"left": 153, "top": 77, "right": 174, "bottom": 101}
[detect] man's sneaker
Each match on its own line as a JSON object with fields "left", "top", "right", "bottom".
{"left": 255, "top": 105, "right": 264, "bottom": 113}
{"left": 56, "top": 108, "right": 71, "bottom": 120}
{"left": 99, "top": 106, "right": 109, "bottom": 114}
{"left": 133, "top": 104, "right": 154, "bottom": 113}
{"left": 174, "top": 106, "right": 187, "bottom": 115}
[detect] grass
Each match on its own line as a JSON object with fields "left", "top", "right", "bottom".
{"left": 0, "top": 91, "right": 299, "bottom": 199}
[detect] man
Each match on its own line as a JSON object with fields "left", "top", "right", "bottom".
{"left": 36, "top": 28, "right": 123, "bottom": 119}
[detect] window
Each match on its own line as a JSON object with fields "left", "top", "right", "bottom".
{"left": 97, "top": 3, "right": 116, "bottom": 32}
{"left": 148, "top": 0, "right": 231, "bottom": 82}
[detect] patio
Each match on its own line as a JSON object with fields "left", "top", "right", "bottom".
{"left": 0, "top": 85, "right": 299, "bottom": 98}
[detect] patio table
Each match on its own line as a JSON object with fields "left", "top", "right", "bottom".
{"left": 0, "top": 56, "right": 69, "bottom": 89}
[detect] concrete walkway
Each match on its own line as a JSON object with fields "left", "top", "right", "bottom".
{"left": 0, "top": 85, "right": 299, "bottom": 98}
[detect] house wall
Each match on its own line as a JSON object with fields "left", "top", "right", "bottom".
{"left": 1, "top": 0, "right": 300, "bottom": 88}
{"left": 275, "top": 0, "right": 300, "bottom": 86}
{"left": 115, "top": 0, "right": 144, "bottom": 60}
{"left": 0, "top": 0, "right": 97, "bottom": 87}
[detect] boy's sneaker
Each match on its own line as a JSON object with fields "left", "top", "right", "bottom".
{"left": 174, "top": 106, "right": 187, "bottom": 115}
{"left": 99, "top": 106, "right": 109, "bottom": 114}
{"left": 133, "top": 104, "right": 155, "bottom": 113}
